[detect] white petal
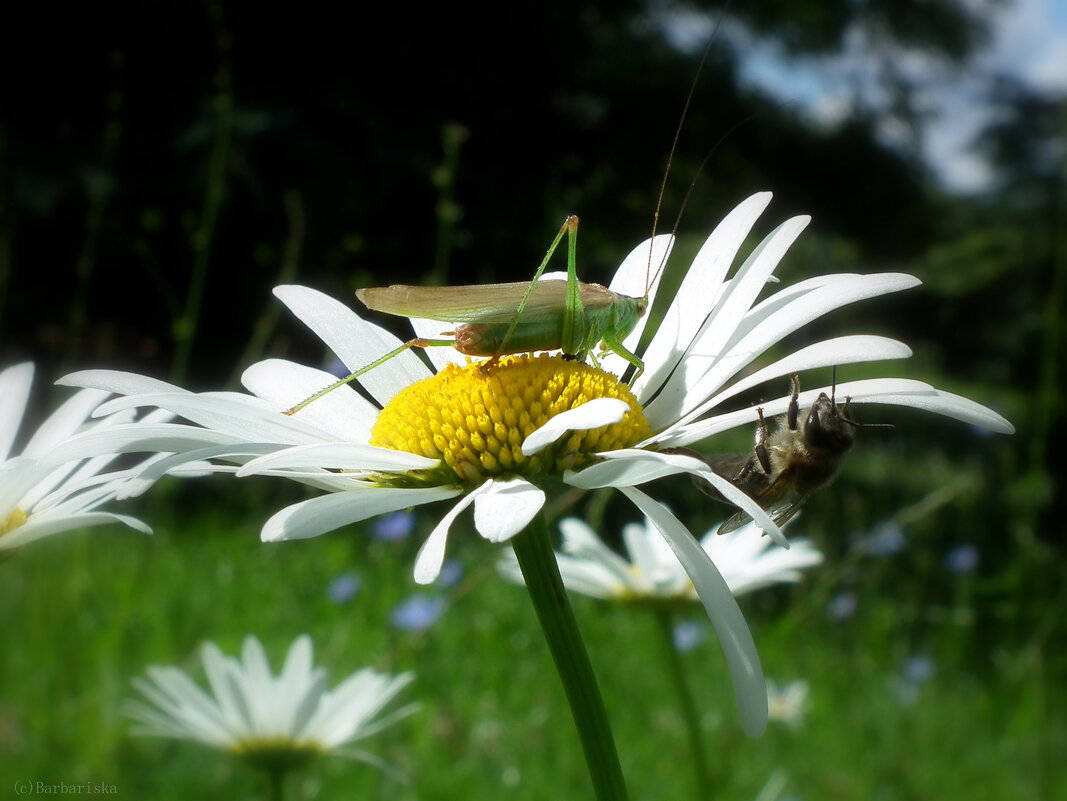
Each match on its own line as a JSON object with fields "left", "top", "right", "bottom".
{"left": 840, "top": 378, "right": 1015, "bottom": 433}
{"left": 409, "top": 317, "right": 468, "bottom": 373}
{"left": 22, "top": 388, "right": 110, "bottom": 457}
{"left": 647, "top": 335, "right": 912, "bottom": 442}
{"left": 275, "top": 285, "right": 432, "bottom": 406}
{"left": 472, "top": 477, "right": 545, "bottom": 542}
{"left": 261, "top": 486, "right": 461, "bottom": 542}
{"left": 678, "top": 215, "right": 813, "bottom": 391}
{"left": 0, "top": 362, "right": 34, "bottom": 461}
{"left": 562, "top": 518, "right": 651, "bottom": 594}
{"left": 91, "top": 392, "right": 333, "bottom": 446}
{"left": 553, "top": 555, "right": 629, "bottom": 598}
{"left": 620, "top": 487, "right": 768, "bottom": 737}
{"left": 242, "top": 359, "right": 378, "bottom": 441}
{"left": 0, "top": 456, "right": 45, "bottom": 517}
{"left": 521, "top": 398, "right": 630, "bottom": 456}
{"left": 668, "top": 377, "right": 1014, "bottom": 445}
{"left": 236, "top": 442, "right": 437, "bottom": 476}
{"left": 623, "top": 519, "right": 680, "bottom": 592}
{"left": 598, "top": 232, "right": 674, "bottom": 378}
{"left": 0, "top": 510, "right": 150, "bottom": 551}
{"left": 44, "top": 423, "right": 250, "bottom": 464}
{"left": 564, "top": 449, "right": 787, "bottom": 547}
{"left": 564, "top": 448, "right": 702, "bottom": 488}
{"left": 116, "top": 445, "right": 279, "bottom": 499}
{"left": 645, "top": 272, "right": 920, "bottom": 428}
{"left": 413, "top": 483, "right": 490, "bottom": 584}
{"left": 634, "top": 193, "right": 773, "bottom": 400}
{"left": 57, "top": 368, "right": 188, "bottom": 398}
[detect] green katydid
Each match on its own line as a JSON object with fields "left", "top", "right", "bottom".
{"left": 284, "top": 215, "right": 660, "bottom": 415}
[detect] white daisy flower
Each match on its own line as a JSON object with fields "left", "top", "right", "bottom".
{"left": 498, "top": 515, "right": 824, "bottom": 601}
{"left": 59, "top": 192, "right": 1014, "bottom": 735}
{"left": 126, "top": 634, "right": 415, "bottom": 774}
{"left": 0, "top": 362, "right": 156, "bottom": 552}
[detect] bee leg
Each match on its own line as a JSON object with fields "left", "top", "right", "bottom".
{"left": 787, "top": 373, "right": 801, "bottom": 430}
{"left": 754, "top": 407, "right": 772, "bottom": 474}
{"left": 732, "top": 408, "right": 772, "bottom": 488}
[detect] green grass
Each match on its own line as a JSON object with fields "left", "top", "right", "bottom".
{"left": 2, "top": 483, "right": 1061, "bottom": 801}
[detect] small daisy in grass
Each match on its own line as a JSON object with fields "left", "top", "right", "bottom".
{"left": 0, "top": 362, "right": 160, "bottom": 552}
{"left": 766, "top": 678, "right": 810, "bottom": 729}
{"left": 126, "top": 635, "right": 415, "bottom": 783}
{"left": 498, "top": 515, "right": 823, "bottom": 602}
{"left": 59, "top": 192, "right": 1013, "bottom": 744}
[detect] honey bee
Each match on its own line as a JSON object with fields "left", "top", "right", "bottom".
{"left": 673, "top": 373, "right": 878, "bottom": 534}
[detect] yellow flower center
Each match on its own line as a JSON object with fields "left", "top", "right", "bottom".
{"left": 370, "top": 354, "right": 649, "bottom": 486}
{"left": 1, "top": 507, "right": 27, "bottom": 537}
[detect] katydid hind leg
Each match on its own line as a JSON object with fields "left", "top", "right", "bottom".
{"left": 497, "top": 215, "right": 579, "bottom": 356}
{"left": 284, "top": 336, "right": 453, "bottom": 415}
{"left": 559, "top": 214, "right": 585, "bottom": 357}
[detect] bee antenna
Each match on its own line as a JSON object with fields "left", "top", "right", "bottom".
{"left": 840, "top": 399, "right": 894, "bottom": 431}
{"left": 855, "top": 420, "right": 895, "bottom": 430}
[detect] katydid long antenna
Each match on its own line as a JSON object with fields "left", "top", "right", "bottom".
{"left": 643, "top": 1, "right": 735, "bottom": 296}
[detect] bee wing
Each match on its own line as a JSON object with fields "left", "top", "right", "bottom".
{"left": 356, "top": 281, "right": 617, "bottom": 324}
{"left": 716, "top": 508, "right": 755, "bottom": 535}
{"left": 715, "top": 477, "right": 805, "bottom": 536}
{"left": 770, "top": 500, "right": 805, "bottom": 529}
{"left": 693, "top": 453, "right": 758, "bottom": 503}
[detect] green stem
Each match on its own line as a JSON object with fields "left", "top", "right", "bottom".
{"left": 510, "top": 514, "right": 629, "bottom": 801}
{"left": 266, "top": 767, "right": 286, "bottom": 801}
{"left": 653, "top": 608, "right": 713, "bottom": 798}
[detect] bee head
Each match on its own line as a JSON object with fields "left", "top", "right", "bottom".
{"left": 804, "top": 392, "right": 857, "bottom": 454}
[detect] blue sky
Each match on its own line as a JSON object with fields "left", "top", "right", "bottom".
{"left": 668, "top": 0, "right": 1066, "bottom": 193}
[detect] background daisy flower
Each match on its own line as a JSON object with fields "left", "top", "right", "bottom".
{"left": 498, "top": 515, "right": 824, "bottom": 601}
{"left": 126, "top": 634, "right": 416, "bottom": 778}
{"left": 1, "top": 362, "right": 158, "bottom": 552}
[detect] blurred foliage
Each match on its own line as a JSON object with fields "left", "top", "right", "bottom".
{"left": 1, "top": 500, "right": 1063, "bottom": 800}
{"left": 1, "top": 0, "right": 1004, "bottom": 383}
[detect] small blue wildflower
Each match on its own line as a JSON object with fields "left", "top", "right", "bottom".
{"left": 851, "top": 522, "right": 906, "bottom": 557}
{"left": 945, "top": 543, "right": 979, "bottom": 573}
{"left": 327, "top": 571, "right": 361, "bottom": 603}
{"left": 437, "top": 559, "right": 464, "bottom": 588}
{"left": 902, "top": 654, "right": 935, "bottom": 685}
{"left": 390, "top": 595, "right": 447, "bottom": 632}
{"left": 827, "top": 591, "right": 857, "bottom": 621}
{"left": 373, "top": 510, "right": 416, "bottom": 542}
{"left": 672, "top": 620, "right": 707, "bottom": 653}
{"left": 892, "top": 654, "right": 936, "bottom": 706}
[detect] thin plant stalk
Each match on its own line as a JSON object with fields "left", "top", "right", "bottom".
{"left": 266, "top": 767, "right": 286, "bottom": 801}
{"left": 510, "top": 513, "right": 629, "bottom": 801}
{"left": 653, "top": 607, "right": 713, "bottom": 798}
{"left": 171, "top": 0, "right": 232, "bottom": 385}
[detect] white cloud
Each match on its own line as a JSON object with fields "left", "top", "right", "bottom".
{"left": 986, "top": 0, "right": 1067, "bottom": 92}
